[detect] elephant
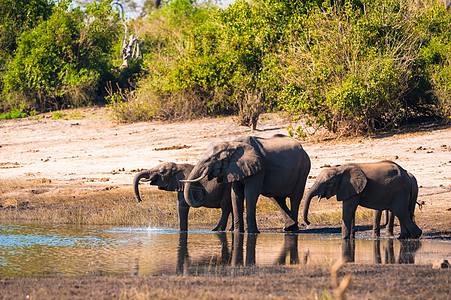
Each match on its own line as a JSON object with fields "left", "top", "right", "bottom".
{"left": 373, "top": 171, "right": 418, "bottom": 237}
{"left": 181, "top": 134, "right": 311, "bottom": 233}
{"left": 303, "top": 161, "right": 422, "bottom": 239}
{"left": 133, "top": 162, "right": 232, "bottom": 232}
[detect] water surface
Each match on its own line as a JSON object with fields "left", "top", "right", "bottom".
{"left": 1, "top": 223, "right": 450, "bottom": 277}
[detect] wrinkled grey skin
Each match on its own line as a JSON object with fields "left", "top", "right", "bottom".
{"left": 133, "top": 162, "right": 232, "bottom": 232}
{"left": 373, "top": 210, "right": 394, "bottom": 236}
{"left": 183, "top": 134, "right": 311, "bottom": 234}
{"left": 373, "top": 171, "right": 418, "bottom": 237}
{"left": 303, "top": 161, "right": 421, "bottom": 239}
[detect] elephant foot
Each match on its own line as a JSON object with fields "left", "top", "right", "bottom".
{"left": 212, "top": 225, "right": 225, "bottom": 231}
{"left": 283, "top": 222, "right": 299, "bottom": 232}
{"left": 398, "top": 232, "right": 410, "bottom": 239}
{"left": 411, "top": 229, "right": 422, "bottom": 239}
{"left": 247, "top": 228, "right": 260, "bottom": 234}
{"left": 399, "top": 229, "right": 422, "bottom": 240}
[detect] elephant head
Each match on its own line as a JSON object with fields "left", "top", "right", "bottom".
{"left": 303, "top": 164, "right": 367, "bottom": 225}
{"left": 133, "top": 162, "right": 192, "bottom": 202}
{"left": 181, "top": 141, "right": 262, "bottom": 207}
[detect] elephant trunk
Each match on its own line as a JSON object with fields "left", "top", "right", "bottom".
{"left": 303, "top": 185, "right": 319, "bottom": 226}
{"left": 183, "top": 165, "right": 208, "bottom": 208}
{"left": 133, "top": 170, "right": 152, "bottom": 202}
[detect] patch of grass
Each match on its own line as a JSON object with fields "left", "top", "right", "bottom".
{"left": 0, "top": 180, "right": 374, "bottom": 229}
{"left": 51, "top": 111, "right": 66, "bottom": 120}
{"left": 0, "top": 107, "right": 36, "bottom": 120}
{"left": 306, "top": 205, "right": 374, "bottom": 226}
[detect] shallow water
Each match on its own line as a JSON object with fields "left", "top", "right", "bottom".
{"left": 1, "top": 223, "right": 450, "bottom": 277}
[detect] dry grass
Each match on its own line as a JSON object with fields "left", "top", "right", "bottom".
{"left": 0, "top": 180, "right": 373, "bottom": 229}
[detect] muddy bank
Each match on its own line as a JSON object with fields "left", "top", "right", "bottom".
{"left": 0, "top": 264, "right": 450, "bottom": 300}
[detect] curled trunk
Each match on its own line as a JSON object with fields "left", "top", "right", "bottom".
{"left": 303, "top": 186, "right": 319, "bottom": 226}
{"left": 133, "top": 171, "right": 151, "bottom": 202}
{"left": 183, "top": 165, "right": 208, "bottom": 207}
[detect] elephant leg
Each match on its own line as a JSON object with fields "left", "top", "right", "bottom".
{"left": 386, "top": 211, "right": 395, "bottom": 236}
{"left": 177, "top": 193, "right": 190, "bottom": 232}
{"left": 243, "top": 175, "right": 263, "bottom": 234}
{"left": 396, "top": 213, "right": 422, "bottom": 239}
{"left": 245, "top": 187, "right": 260, "bottom": 234}
{"left": 373, "top": 210, "right": 382, "bottom": 237}
{"left": 270, "top": 197, "right": 298, "bottom": 231}
{"left": 231, "top": 182, "right": 245, "bottom": 233}
{"left": 342, "top": 196, "right": 359, "bottom": 239}
{"left": 288, "top": 192, "right": 303, "bottom": 231}
{"left": 213, "top": 205, "right": 231, "bottom": 231}
{"left": 393, "top": 201, "right": 421, "bottom": 239}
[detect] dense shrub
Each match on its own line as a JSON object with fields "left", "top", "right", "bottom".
{"left": 279, "top": 0, "right": 449, "bottom": 134}
{"left": 0, "top": 0, "right": 54, "bottom": 69}
{"left": 2, "top": 0, "right": 450, "bottom": 133}
{"left": 1, "top": 1, "right": 121, "bottom": 112}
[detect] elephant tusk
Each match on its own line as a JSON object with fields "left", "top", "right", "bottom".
{"left": 179, "top": 173, "right": 207, "bottom": 183}
{"left": 140, "top": 178, "right": 152, "bottom": 182}
{"left": 317, "top": 195, "right": 322, "bottom": 203}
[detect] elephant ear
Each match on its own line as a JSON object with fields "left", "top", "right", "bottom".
{"left": 337, "top": 164, "right": 367, "bottom": 201}
{"left": 167, "top": 170, "right": 184, "bottom": 191}
{"left": 225, "top": 143, "right": 262, "bottom": 183}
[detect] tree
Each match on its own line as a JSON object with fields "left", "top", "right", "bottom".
{"left": 2, "top": 1, "right": 121, "bottom": 111}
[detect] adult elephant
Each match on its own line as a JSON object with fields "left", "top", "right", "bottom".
{"left": 181, "top": 134, "right": 311, "bottom": 233}
{"left": 133, "top": 162, "right": 232, "bottom": 231}
{"left": 373, "top": 170, "right": 419, "bottom": 237}
{"left": 303, "top": 161, "right": 421, "bottom": 239}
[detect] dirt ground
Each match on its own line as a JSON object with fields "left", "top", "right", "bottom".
{"left": 0, "top": 107, "right": 450, "bottom": 299}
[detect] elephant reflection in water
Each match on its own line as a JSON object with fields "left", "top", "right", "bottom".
{"left": 275, "top": 233, "right": 310, "bottom": 265}
{"left": 176, "top": 232, "right": 258, "bottom": 275}
{"left": 373, "top": 239, "right": 422, "bottom": 264}
{"left": 176, "top": 232, "right": 305, "bottom": 275}
{"left": 342, "top": 239, "right": 422, "bottom": 264}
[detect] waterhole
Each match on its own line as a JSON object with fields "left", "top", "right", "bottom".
{"left": 1, "top": 223, "right": 450, "bottom": 277}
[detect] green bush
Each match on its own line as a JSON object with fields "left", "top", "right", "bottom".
{"left": 1, "top": 1, "right": 121, "bottom": 112}
{"left": 279, "top": 0, "right": 435, "bottom": 134}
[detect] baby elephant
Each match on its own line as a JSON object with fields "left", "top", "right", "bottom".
{"left": 303, "top": 161, "right": 421, "bottom": 239}
{"left": 133, "top": 162, "right": 232, "bottom": 231}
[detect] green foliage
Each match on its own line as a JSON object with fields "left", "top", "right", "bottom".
{"left": 0, "top": 0, "right": 54, "bottom": 68}
{"left": 1, "top": 0, "right": 121, "bottom": 112}
{"left": 279, "top": 0, "right": 436, "bottom": 133}
{"left": 2, "top": 0, "right": 450, "bottom": 134}
{"left": 0, "top": 107, "right": 27, "bottom": 119}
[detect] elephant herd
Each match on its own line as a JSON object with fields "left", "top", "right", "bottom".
{"left": 133, "top": 134, "right": 422, "bottom": 239}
